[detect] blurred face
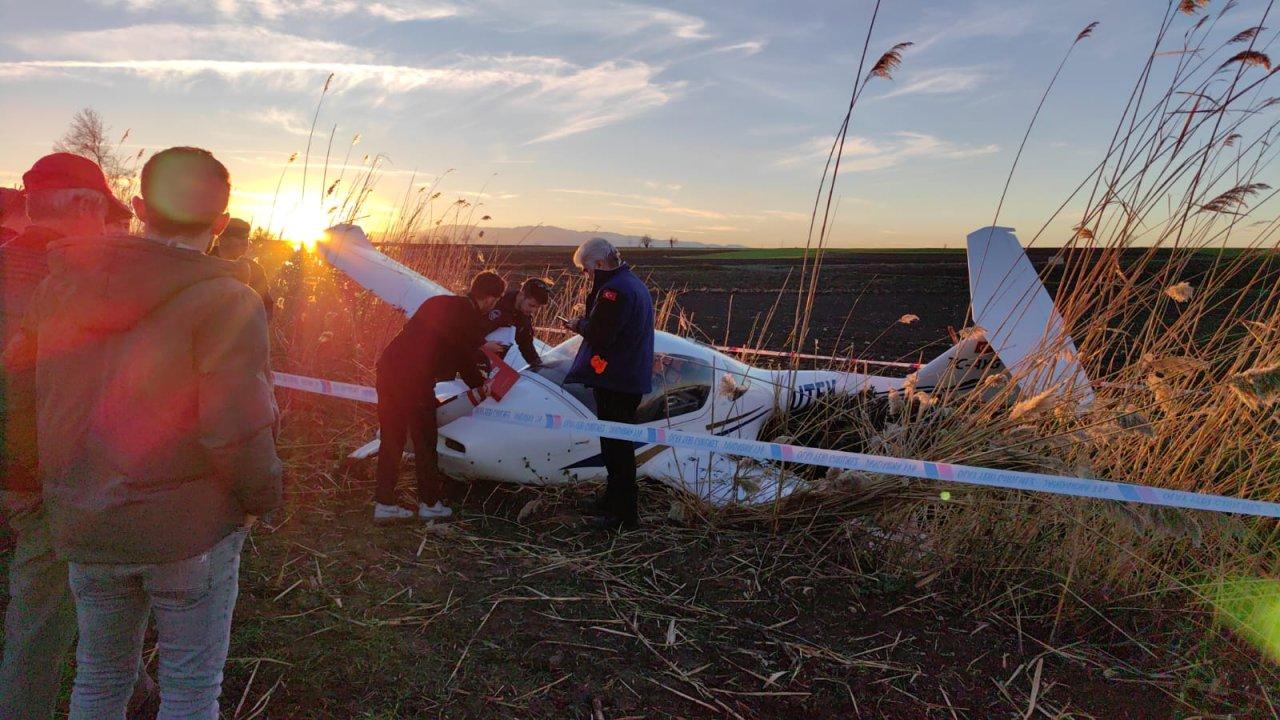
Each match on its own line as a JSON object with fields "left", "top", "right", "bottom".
{"left": 218, "top": 237, "right": 248, "bottom": 260}
{"left": 516, "top": 292, "right": 545, "bottom": 316}
{"left": 476, "top": 294, "right": 500, "bottom": 313}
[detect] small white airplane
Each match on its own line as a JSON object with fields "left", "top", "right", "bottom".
{"left": 316, "top": 225, "right": 1093, "bottom": 505}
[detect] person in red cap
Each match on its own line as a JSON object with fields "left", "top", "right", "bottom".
{"left": 0, "top": 152, "right": 159, "bottom": 720}
{"left": 7, "top": 146, "right": 281, "bottom": 720}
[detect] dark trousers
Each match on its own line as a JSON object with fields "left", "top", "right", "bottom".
{"left": 592, "top": 387, "right": 642, "bottom": 522}
{"left": 375, "top": 379, "right": 443, "bottom": 506}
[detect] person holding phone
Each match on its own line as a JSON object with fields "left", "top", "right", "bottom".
{"left": 562, "top": 238, "right": 654, "bottom": 531}
{"left": 479, "top": 277, "right": 552, "bottom": 368}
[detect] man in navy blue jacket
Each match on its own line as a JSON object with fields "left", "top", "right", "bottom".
{"left": 564, "top": 238, "right": 654, "bottom": 530}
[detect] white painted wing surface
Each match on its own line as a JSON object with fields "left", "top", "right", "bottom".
{"left": 319, "top": 224, "right": 451, "bottom": 316}
{"left": 966, "top": 226, "right": 1093, "bottom": 403}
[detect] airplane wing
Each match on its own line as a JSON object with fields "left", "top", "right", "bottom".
{"left": 319, "top": 224, "right": 450, "bottom": 315}
{"left": 966, "top": 226, "right": 1094, "bottom": 404}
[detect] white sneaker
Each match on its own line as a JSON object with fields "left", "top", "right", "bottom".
{"left": 419, "top": 501, "right": 454, "bottom": 520}
{"left": 373, "top": 503, "right": 415, "bottom": 525}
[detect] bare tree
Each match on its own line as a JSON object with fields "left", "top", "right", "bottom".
{"left": 639, "top": 234, "right": 654, "bottom": 248}
{"left": 54, "top": 108, "right": 139, "bottom": 201}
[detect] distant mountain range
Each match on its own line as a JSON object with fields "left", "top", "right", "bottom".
{"left": 437, "top": 225, "right": 743, "bottom": 249}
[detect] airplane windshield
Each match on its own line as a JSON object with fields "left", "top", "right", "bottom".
{"left": 528, "top": 337, "right": 598, "bottom": 413}
{"left": 529, "top": 337, "right": 713, "bottom": 422}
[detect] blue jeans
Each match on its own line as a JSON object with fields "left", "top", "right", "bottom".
{"left": 1, "top": 492, "right": 78, "bottom": 720}
{"left": 67, "top": 527, "right": 247, "bottom": 720}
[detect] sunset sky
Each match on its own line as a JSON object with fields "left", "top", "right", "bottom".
{"left": 0, "top": 1, "right": 1268, "bottom": 247}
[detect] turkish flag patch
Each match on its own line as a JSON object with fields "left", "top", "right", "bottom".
{"left": 590, "top": 354, "right": 609, "bottom": 374}
{"left": 601, "top": 289, "right": 618, "bottom": 301}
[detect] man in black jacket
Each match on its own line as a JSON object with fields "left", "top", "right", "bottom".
{"left": 564, "top": 238, "right": 654, "bottom": 531}
{"left": 373, "top": 272, "right": 506, "bottom": 523}
{"left": 480, "top": 277, "right": 551, "bottom": 368}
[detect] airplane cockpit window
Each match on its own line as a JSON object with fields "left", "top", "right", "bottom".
{"left": 527, "top": 338, "right": 713, "bottom": 423}
{"left": 636, "top": 354, "right": 713, "bottom": 424}
{"left": 528, "top": 337, "right": 598, "bottom": 413}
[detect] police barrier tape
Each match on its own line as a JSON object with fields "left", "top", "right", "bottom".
{"left": 270, "top": 371, "right": 1280, "bottom": 518}
{"left": 469, "top": 407, "right": 1280, "bottom": 519}
{"left": 273, "top": 372, "right": 378, "bottom": 404}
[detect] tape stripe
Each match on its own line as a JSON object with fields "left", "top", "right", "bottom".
{"left": 470, "top": 406, "right": 1280, "bottom": 519}
{"left": 272, "top": 372, "right": 378, "bottom": 404}
{"left": 270, "top": 370, "right": 1280, "bottom": 518}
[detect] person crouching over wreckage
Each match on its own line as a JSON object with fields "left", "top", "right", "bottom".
{"left": 373, "top": 271, "right": 507, "bottom": 524}
{"left": 563, "top": 237, "right": 655, "bottom": 531}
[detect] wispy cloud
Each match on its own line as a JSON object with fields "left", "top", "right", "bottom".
{"left": 92, "top": 0, "right": 464, "bottom": 23}
{"left": 512, "top": 3, "right": 708, "bottom": 40}
{"left": 712, "top": 40, "right": 765, "bottom": 56}
{"left": 641, "top": 180, "right": 683, "bottom": 192}
{"left": 910, "top": 1, "right": 1039, "bottom": 52}
{"left": 251, "top": 106, "right": 313, "bottom": 136}
{"left": 610, "top": 202, "right": 726, "bottom": 220}
{"left": 6, "top": 23, "right": 365, "bottom": 62}
{"left": 880, "top": 67, "right": 988, "bottom": 99}
{"left": 762, "top": 210, "right": 809, "bottom": 221}
{"left": 552, "top": 187, "right": 734, "bottom": 222}
{"left": 91, "top": 0, "right": 704, "bottom": 40}
{"left": 1, "top": 25, "right": 679, "bottom": 144}
{"left": 779, "top": 131, "right": 999, "bottom": 171}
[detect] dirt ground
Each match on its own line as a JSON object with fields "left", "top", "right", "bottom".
{"left": 180, "top": 446, "right": 1278, "bottom": 718}
{"left": 467, "top": 244, "right": 1266, "bottom": 363}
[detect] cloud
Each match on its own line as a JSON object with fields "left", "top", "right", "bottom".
{"left": 363, "top": 1, "right": 464, "bottom": 22}
{"left": 779, "top": 131, "right": 999, "bottom": 171}
{"left": 712, "top": 40, "right": 765, "bottom": 56}
{"left": 610, "top": 202, "right": 727, "bottom": 219}
{"left": 910, "top": 2, "right": 1039, "bottom": 52}
{"left": 252, "top": 107, "right": 313, "bottom": 136}
{"left": 553, "top": 187, "right": 736, "bottom": 222}
{"left": 6, "top": 23, "right": 364, "bottom": 63}
{"left": 520, "top": 3, "right": 706, "bottom": 40}
{"left": 1, "top": 25, "right": 679, "bottom": 143}
{"left": 550, "top": 188, "right": 669, "bottom": 204}
{"left": 91, "top": 0, "right": 464, "bottom": 23}
{"left": 89, "top": 0, "right": 705, "bottom": 40}
{"left": 762, "top": 210, "right": 809, "bottom": 221}
{"left": 880, "top": 67, "right": 988, "bottom": 99}
{"left": 527, "top": 60, "right": 679, "bottom": 143}
{"left": 641, "top": 180, "right": 683, "bottom": 192}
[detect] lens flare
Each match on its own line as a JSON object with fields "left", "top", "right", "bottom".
{"left": 1211, "top": 577, "right": 1280, "bottom": 663}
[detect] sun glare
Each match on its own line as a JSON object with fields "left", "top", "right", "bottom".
{"left": 276, "top": 205, "right": 330, "bottom": 252}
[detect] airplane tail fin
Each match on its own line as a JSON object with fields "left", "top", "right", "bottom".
{"left": 965, "top": 227, "right": 1094, "bottom": 405}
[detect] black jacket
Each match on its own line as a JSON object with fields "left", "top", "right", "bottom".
{"left": 480, "top": 289, "right": 540, "bottom": 367}
{"left": 377, "top": 295, "right": 488, "bottom": 401}
{"left": 566, "top": 263, "right": 654, "bottom": 395}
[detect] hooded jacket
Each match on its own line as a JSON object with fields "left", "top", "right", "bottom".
{"left": 566, "top": 263, "right": 654, "bottom": 395}
{"left": 10, "top": 234, "right": 282, "bottom": 564}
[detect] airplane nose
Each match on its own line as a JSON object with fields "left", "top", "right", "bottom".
{"left": 437, "top": 372, "right": 592, "bottom": 485}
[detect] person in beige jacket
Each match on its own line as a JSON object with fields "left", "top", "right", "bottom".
{"left": 6, "top": 146, "right": 282, "bottom": 720}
